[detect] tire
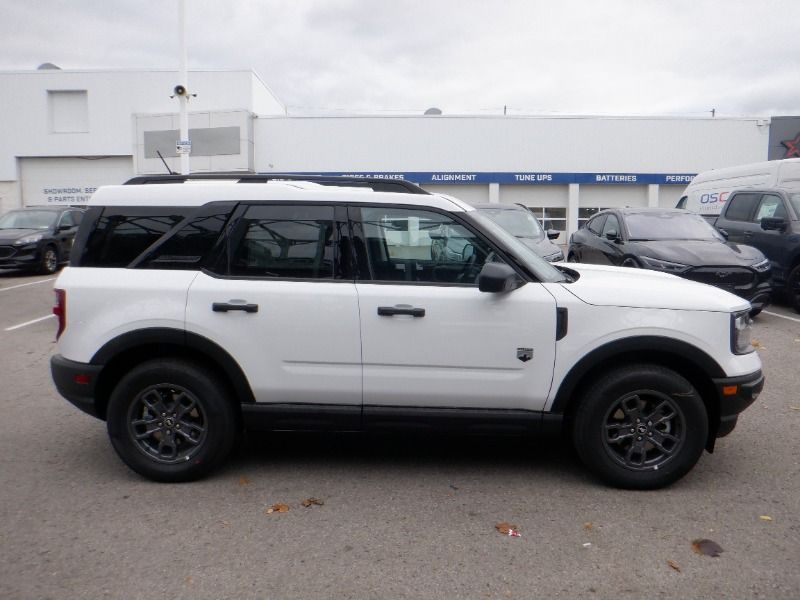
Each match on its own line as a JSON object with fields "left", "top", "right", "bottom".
{"left": 749, "top": 308, "right": 762, "bottom": 318}
{"left": 621, "top": 257, "right": 641, "bottom": 268}
{"left": 788, "top": 264, "right": 800, "bottom": 314}
{"left": 572, "top": 365, "right": 708, "bottom": 489}
{"left": 567, "top": 252, "right": 578, "bottom": 263}
{"left": 106, "top": 359, "right": 239, "bottom": 482}
{"left": 39, "top": 245, "right": 58, "bottom": 274}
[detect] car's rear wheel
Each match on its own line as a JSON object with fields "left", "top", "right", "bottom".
{"left": 39, "top": 245, "right": 58, "bottom": 274}
{"left": 567, "top": 252, "right": 578, "bottom": 262}
{"left": 106, "top": 359, "right": 239, "bottom": 482}
{"left": 572, "top": 365, "right": 707, "bottom": 489}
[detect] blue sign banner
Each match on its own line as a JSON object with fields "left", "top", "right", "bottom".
{"left": 283, "top": 172, "right": 696, "bottom": 185}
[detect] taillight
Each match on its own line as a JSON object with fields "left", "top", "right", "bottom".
{"left": 53, "top": 288, "right": 66, "bottom": 339}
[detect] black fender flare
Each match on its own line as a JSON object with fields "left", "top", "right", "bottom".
{"left": 91, "top": 327, "right": 255, "bottom": 405}
{"left": 549, "top": 335, "right": 725, "bottom": 414}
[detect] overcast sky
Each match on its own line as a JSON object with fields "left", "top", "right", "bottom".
{"left": 2, "top": 0, "right": 799, "bottom": 117}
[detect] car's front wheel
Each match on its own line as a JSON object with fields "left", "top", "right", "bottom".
{"left": 572, "top": 365, "right": 708, "bottom": 489}
{"left": 106, "top": 359, "right": 239, "bottom": 482}
{"left": 39, "top": 245, "right": 58, "bottom": 274}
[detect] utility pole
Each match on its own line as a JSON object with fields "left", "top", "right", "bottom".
{"left": 177, "top": 0, "right": 190, "bottom": 174}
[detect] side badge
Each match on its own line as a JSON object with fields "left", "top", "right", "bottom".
{"left": 517, "top": 348, "right": 533, "bottom": 363}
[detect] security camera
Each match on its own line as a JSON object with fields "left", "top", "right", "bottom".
{"left": 173, "top": 84, "right": 187, "bottom": 97}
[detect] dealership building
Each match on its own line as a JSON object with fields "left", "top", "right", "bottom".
{"left": 1, "top": 67, "right": 798, "bottom": 242}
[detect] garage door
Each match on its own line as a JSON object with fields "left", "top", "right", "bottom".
{"left": 19, "top": 156, "right": 133, "bottom": 207}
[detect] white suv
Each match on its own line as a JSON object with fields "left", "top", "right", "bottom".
{"left": 51, "top": 175, "right": 764, "bottom": 489}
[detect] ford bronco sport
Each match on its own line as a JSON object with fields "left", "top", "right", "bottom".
{"left": 51, "top": 174, "right": 763, "bottom": 488}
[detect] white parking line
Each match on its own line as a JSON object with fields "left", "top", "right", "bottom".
{"left": 4, "top": 314, "right": 55, "bottom": 331}
{"left": 0, "top": 278, "right": 56, "bottom": 292}
{"left": 762, "top": 310, "right": 800, "bottom": 324}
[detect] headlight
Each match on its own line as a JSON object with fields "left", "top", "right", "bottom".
{"left": 752, "top": 258, "right": 771, "bottom": 273}
{"left": 639, "top": 256, "right": 690, "bottom": 274}
{"left": 14, "top": 233, "right": 43, "bottom": 245}
{"left": 731, "top": 310, "right": 754, "bottom": 355}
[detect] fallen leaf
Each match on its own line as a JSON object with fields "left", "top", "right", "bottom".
{"left": 667, "top": 560, "right": 681, "bottom": 573}
{"left": 301, "top": 497, "right": 324, "bottom": 508}
{"left": 582, "top": 542, "right": 592, "bottom": 548}
{"left": 759, "top": 515, "right": 773, "bottom": 522}
{"left": 218, "top": 520, "right": 230, "bottom": 527}
{"left": 583, "top": 522, "right": 593, "bottom": 531}
{"left": 185, "top": 576, "right": 194, "bottom": 586}
{"left": 495, "top": 522, "right": 521, "bottom": 536}
{"left": 751, "top": 339, "right": 765, "bottom": 349}
{"left": 238, "top": 476, "right": 250, "bottom": 486}
{"left": 691, "top": 539, "right": 724, "bottom": 557}
{"left": 265, "top": 502, "right": 290, "bottom": 515}
{"left": 789, "top": 406, "right": 800, "bottom": 411}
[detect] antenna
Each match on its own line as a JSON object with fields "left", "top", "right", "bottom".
{"left": 156, "top": 150, "right": 176, "bottom": 175}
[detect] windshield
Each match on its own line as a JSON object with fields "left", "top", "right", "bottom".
{"left": 478, "top": 208, "right": 544, "bottom": 239}
{"left": 0, "top": 210, "right": 57, "bottom": 230}
{"left": 625, "top": 211, "right": 724, "bottom": 241}
{"left": 467, "top": 212, "right": 566, "bottom": 283}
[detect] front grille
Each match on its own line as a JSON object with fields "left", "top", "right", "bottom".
{"left": 0, "top": 246, "right": 16, "bottom": 259}
{"left": 684, "top": 267, "right": 754, "bottom": 288}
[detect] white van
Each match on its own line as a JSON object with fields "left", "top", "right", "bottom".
{"left": 676, "top": 158, "right": 800, "bottom": 219}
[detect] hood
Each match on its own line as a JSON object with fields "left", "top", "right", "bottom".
{"left": 0, "top": 228, "right": 45, "bottom": 242}
{"left": 633, "top": 239, "right": 765, "bottom": 265}
{"left": 560, "top": 263, "right": 750, "bottom": 312}
{"left": 518, "top": 237, "right": 563, "bottom": 259}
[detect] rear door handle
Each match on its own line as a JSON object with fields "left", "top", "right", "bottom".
{"left": 377, "top": 305, "right": 425, "bottom": 317}
{"left": 212, "top": 302, "right": 259, "bottom": 313}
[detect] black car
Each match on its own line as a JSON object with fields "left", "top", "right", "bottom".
{"left": 0, "top": 206, "right": 85, "bottom": 274}
{"left": 713, "top": 187, "right": 800, "bottom": 312}
{"left": 472, "top": 203, "right": 564, "bottom": 262}
{"left": 568, "top": 208, "right": 772, "bottom": 314}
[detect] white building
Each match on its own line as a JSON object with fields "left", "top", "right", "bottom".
{"left": 0, "top": 67, "right": 780, "bottom": 241}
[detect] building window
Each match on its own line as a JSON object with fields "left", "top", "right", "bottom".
{"left": 48, "top": 90, "right": 89, "bottom": 133}
{"left": 528, "top": 207, "right": 566, "bottom": 232}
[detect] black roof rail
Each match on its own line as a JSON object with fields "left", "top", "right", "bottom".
{"left": 123, "top": 173, "right": 430, "bottom": 194}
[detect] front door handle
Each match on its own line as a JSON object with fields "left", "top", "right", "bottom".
{"left": 377, "top": 305, "right": 425, "bottom": 317}
{"left": 212, "top": 302, "right": 259, "bottom": 313}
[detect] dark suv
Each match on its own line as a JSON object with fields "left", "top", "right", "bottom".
{"left": 713, "top": 187, "right": 800, "bottom": 312}
{"left": 0, "top": 207, "right": 85, "bottom": 274}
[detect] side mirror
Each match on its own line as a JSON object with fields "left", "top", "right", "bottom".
{"left": 546, "top": 229, "right": 560, "bottom": 240}
{"left": 604, "top": 229, "right": 619, "bottom": 241}
{"left": 478, "top": 262, "right": 519, "bottom": 293}
{"left": 761, "top": 217, "right": 787, "bottom": 232}
{"left": 717, "top": 228, "right": 729, "bottom": 239}
{"left": 57, "top": 224, "right": 73, "bottom": 232}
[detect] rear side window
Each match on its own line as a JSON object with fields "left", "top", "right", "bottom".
{"left": 221, "top": 204, "right": 338, "bottom": 279}
{"left": 724, "top": 193, "right": 759, "bottom": 222}
{"left": 80, "top": 207, "right": 190, "bottom": 267}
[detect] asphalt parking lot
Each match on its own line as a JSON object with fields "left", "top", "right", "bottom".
{"left": 0, "top": 268, "right": 798, "bottom": 599}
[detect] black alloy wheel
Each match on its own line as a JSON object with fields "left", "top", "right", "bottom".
{"left": 127, "top": 383, "right": 208, "bottom": 465}
{"left": 601, "top": 390, "right": 685, "bottom": 471}
{"left": 572, "top": 364, "right": 707, "bottom": 489}
{"left": 107, "top": 359, "right": 239, "bottom": 482}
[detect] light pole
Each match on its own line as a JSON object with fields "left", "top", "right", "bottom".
{"left": 177, "top": 0, "right": 190, "bottom": 174}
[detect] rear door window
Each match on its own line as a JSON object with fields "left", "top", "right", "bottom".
{"left": 724, "top": 193, "right": 759, "bottom": 221}
{"left": 219, "top": 204, "right": 341, "bottom": 280}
